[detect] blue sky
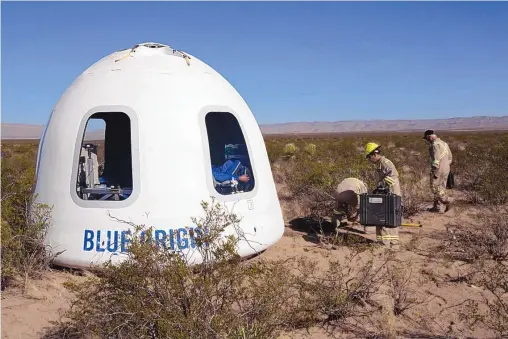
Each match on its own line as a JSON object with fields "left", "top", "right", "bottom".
{"left": 2, "top": 1, "right": 508, "bottom": 125}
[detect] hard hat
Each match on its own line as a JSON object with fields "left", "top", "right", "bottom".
{"left": 423, "top": 129, "right": 435, "bottom": 139}
{"left": 364, "top": 142, "right": 380, "bottom": 157}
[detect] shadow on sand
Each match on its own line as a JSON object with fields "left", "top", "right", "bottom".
{"left": 287, "top": 216, "right": 377, "bottom": 247}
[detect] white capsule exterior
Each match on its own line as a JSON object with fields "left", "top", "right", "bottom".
{"left": 33, "top": 42, "right": 284, "bottom": 269}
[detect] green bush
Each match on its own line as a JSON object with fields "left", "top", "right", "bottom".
{"left": 3, "top": 132, "right": 507, "bottom": 338}
{"left": 303, "top": 143, "right": 316, "bottom": 156}
{"left": 1, "top": 143, "right": 55, "bottom": 290}
{"left": 42, "top": 199, "right": 409, "bottom": 339}
{"left": 453, "top": 134, "right": 508, "bottom": 205}
{"left": 43, "top": 199, "right": 302, "bottom": 338}
{"left": 266, "top": 131, "right": 508, "bottom": 219}
{"left": 282, "top": 142, "right": 298, "bottom": 159}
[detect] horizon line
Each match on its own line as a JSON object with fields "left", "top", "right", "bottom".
{"left": 2, "top": 114, "right": 507, "bottom": 127}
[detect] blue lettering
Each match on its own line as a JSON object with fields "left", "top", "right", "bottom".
{"left": 155, "top": 230, "right": 167, "bottom": 249}
{"left": 96, "top": 230, "right": 106, "bottom": 252}
{"left": 107, "top": 231, "right": 119, "bottom": 252}
{"left": 83, "top": 230, "right": 94, "bottom": 251}
{"left": 177, "top": 228, "right": 188, "bottom": 250}
{"left": 169, "top": 229, "right": 175, "bottom": 250}
{"left": 190, "top": 229, "right": 196, "bottom": 248}
{"left": 190, "top": 227, "right": 204, "bottom": 248}
{"left": 82, "top": 226, "right": 208, "bottom": 253}
{"left": 121, "top": 230, "right": 131, "bottom": 253}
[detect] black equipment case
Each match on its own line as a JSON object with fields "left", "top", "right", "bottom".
{"left": 359, "top": 193, "right": 402, "bottom": 228}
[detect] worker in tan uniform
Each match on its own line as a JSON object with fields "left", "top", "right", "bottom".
{"left": 364, "top": 142, "right": 402, "bottom": 250}
{"left": 423, "top": 130, "right": 453, "bottom": 213}
{"left": 332, "top": 177, "right": 368, "bottom": 225}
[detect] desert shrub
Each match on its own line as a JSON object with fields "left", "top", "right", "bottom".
{"left": 43, "top": 198, "right": 407, "bottom": 339}
{"left": 447, "top": 260, "right": 508, "bottom": 339}
{"left": 292, "top": 250, "right": 393, "bottom": 324}
{"left": 267, "top": 135, "right": 431, "bottom": 221}
{"left": 282, "top": 142, "right": 299, "bottom": 159}
{"left": 434, "top": 207, "right": 508, "bottom": 338}
{"left": 43, "top": 199, "right": 300, "bottom": 338}
{"left": 440, "top": 207, "right": 508, "bottom": 263}
{"left": 461, "top": 261, "right": 508, "bottom": 339}
{"left": 303, "top": 143, "right": 316, "bottom": 156}
{"left": 272, "top": 137, "right": 379, "bottom": 219}
{"left": 385, "top": 260, "right": 433, "bottom": 317}
{"left": 399, "top": 168, "right": 429, "bottom": 218}
{"left": 1, "top": 144, "right": 38, "bottom": 229}
{"left": 264, "top": 138, "right": 288, "bottom": 165}
{"left": 452, "top": 132, "right": 508, "bottom": 205}
{"left": 266, "top": 132, "right": 508, "bottom": 222}
{"left": 1, "top": 142, "right": 55, "bottom": 290}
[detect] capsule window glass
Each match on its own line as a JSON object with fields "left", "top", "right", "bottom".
{"left": 75, "top": 112, "right": 133, "bottom": 201}
{"left": 204, "top": 112, "right": 255, "bottom": 195}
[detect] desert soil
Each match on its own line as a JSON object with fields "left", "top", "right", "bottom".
{"left": 0, "top": 200, "right": 494, "bottom": 339}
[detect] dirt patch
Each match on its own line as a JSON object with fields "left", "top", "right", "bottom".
{"left": 1, "top": 270, "right": 87, "bottom": 339}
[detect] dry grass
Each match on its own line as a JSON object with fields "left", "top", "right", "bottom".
{"left": 40, "top": 201, "right": 418, "bottom": 339}
{"left": 266, "top": 131, "right": 508, "bottom": 221}
{"left": 2, "top": 130, "right": 508, "bottom": 339}
{"left": 1, "top": 143, "right": 57, "bottom": 291}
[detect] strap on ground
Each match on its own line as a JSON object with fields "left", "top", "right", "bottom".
{"left": 401, "top": 223, "right": 422, "bottom": 228}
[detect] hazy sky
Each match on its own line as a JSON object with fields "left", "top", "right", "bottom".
{"left": 2, "top": 1, "right": 508, "bottom": 125}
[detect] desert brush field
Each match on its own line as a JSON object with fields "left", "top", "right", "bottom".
{"left": 1, "top": 130, "right": 508, "bottom": 339}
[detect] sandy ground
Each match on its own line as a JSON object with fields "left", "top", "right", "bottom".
{"left": 0, "top": 199, "right": 496, "bottom": 338}
{"left": 1, "top": 270, "right": 81, "bottom": 339}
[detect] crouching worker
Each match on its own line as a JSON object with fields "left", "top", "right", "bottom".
{"left": 364, "top": 142, "right": 402, "bottom": 250}
{"left": 332, "top": 178, "right": 368, "bottom": 226}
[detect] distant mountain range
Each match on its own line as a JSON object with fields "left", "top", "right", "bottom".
{"left": 259, "top": 115, "right": 508, "bottom": 135}
{"left": 1, "top": 115, "right": 508, "bottom": 140}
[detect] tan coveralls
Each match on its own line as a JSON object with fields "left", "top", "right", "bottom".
{"left": 429, "top": 138, "right": 453, "bottom": 211}
{"left": 375, "top": 156, "right": 402, "bottom": 249}
{"left": 333, "top": 178, "right": 368, "bottom": 221}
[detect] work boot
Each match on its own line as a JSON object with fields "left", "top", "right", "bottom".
{"left": 443, "top": 200, "right": 452, "bottom": 213}
{"left": 427, "top": 201, "right": 441, "bottom": 213}
{"left": 435, "top": 199, "right": 447, "bottom": 214}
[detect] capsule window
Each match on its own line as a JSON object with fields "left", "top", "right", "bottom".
{"left": 75, "top": 112, "right": 133, "bottom": 201}
{"left": 204, "top": 112, "right": 255, "bottom": 195}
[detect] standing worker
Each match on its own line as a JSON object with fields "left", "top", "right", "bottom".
{"left": 332, "top": 177, "right": 368, "bottom": 226}
{"left": 364, "top": 142, "right": 402, "bottom": 250}
{"left": 423, "top": 130, "right": 453, "bottom": 213}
